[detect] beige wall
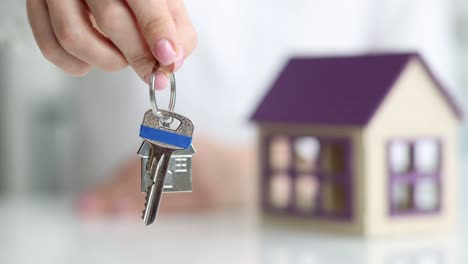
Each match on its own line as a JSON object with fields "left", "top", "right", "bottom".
{"left": 363, "top": 59, "right": 460, "bottom": 237}
{"left": 259, "top": 124, "right": 366, "bottom": 235}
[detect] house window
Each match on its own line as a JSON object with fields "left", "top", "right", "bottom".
{"left": 266, "top": 136, "right": 351, "bottom": 219}
{"left": 269, "top": 173, "right": 291, "bottom": 209}
{"left": 322, "top": 143, "right": 346, "bottom": 175}
{"left": 268, "top": 136, "right": 291, "bottom": 208}
{"left": 316, "top": 141, "right": 349, "bottom": 215}
{"left": 295, "top": 174, "right": 319, "bottom": 211}
{"left": 388, "top": 139, "right": 441, "bottom": 215}
{"left": 321, "top": 182, "right": 346, "bottom": 214}
{"left": 294, "top": 137, "right": 320, "bottom": 172}
{"left": 270, "top": 136, "right": 291, "bottom": 170}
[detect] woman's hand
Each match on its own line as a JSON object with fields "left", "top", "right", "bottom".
{"left": 26, "top": 0, "right": 197, "bottom": 89}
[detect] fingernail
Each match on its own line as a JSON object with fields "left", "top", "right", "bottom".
{"left": 154, "top": 39, "right": 178, "bottom": 66}
{"left": 155, "top": 71, "right": 168, "bottom": 90}
{"left": 174, "top": 48, "right": 185, "bottom": 72}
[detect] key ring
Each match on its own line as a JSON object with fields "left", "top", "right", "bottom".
{"left": 149, "top": 63, "right": 176, "bottom": 121}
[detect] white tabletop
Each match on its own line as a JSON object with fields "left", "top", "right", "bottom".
{"left": 0, "top": 197, "right": 466, "bottom": 264}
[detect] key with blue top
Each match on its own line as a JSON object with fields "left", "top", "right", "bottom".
{"left": 139, "top": 109, "right": 194, "bottom": 225}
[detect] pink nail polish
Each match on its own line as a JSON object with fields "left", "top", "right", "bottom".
{"left": 174, "top": 48, "right": 185, "bottom": 71}
{"left": 155, "top": 71, "right": 169, "bottom": 90}
{"left": 154, "top": 39, "right": 177, "bottom": 66}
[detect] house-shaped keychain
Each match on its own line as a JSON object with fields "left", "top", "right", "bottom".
{"left": 138, "top": 141, "right": 195, "bottom": 192}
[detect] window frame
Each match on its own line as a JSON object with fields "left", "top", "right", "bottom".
{"left": 263, "top": 134, "right": 353, "bottom": 220}
{"left": 387, "top": 138, "right": 442, "bottom": 217}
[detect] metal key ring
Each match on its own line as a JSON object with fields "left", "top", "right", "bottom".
{"left": 149, "top": 63, "right": 176, "bottom": 120}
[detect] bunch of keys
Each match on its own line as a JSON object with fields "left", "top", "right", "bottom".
{"left": 137, "top": 63, "right": 195, "bottom": 225}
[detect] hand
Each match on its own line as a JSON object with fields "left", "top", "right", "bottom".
{"left": 78, "top": 137, "right": 257, "bottom": 217}
{"left": 26, "top": 0, "right": 197, "bottom": 89}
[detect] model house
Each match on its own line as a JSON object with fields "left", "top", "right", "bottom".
{"left": 251, "top": 53, "right": 462, "bottom": 236}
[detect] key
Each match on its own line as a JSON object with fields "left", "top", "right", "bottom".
{"left": 139, "top": 109, "right": 194, "bottom": 225}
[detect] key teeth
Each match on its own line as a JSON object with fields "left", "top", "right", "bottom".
{"left": 141, "top": 184, "right": 153, "bottom": 223}
{"left": 141, "top": 184, "right": 152, "bottom": 221}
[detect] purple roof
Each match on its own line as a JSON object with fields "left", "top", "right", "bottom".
{"left": 251, "top": 52, "right": 462, "bottom": 126}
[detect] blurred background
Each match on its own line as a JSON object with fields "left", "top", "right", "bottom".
{"left": 0, "top": 0, "right": 467, "bottom": 263}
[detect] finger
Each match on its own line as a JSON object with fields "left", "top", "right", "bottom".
{"left": 85, "top": 0, "right": 156, "bottom": 82}
{"left": 26, "top": 0, "right": 91, "bottom": 76}
{"left": 46, "top": 0, "right": 128, "bottom": 72}
{"left": 168, "top": 0, "right": 198, "bottom": 71}
{"left": 126, "top": 0, "right": 183, "bottom": 67}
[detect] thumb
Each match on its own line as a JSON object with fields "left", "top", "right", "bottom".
{"left": 127, "top": 0, "right": 182, "bottom": 67}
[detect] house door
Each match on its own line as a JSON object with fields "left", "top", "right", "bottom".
{"left": 263, "top": 135, "right": 353, "bottom": 219}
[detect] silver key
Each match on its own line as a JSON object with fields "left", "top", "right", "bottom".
{"left": 139, "top": 109, "right": 194, "bottom": 225}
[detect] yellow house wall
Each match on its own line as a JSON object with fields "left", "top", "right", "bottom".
{"left": 259, "top": 124, "right": 365, "bottom": 235}
{"left": 363, "top": 59, "right": 459, "bottom": 237}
